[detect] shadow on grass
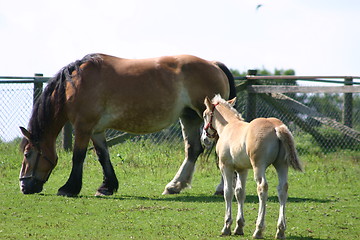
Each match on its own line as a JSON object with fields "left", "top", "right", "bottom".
{"left": 153, "top": 194, "right": 331, "bottom": 204}
{"left": 287, "top": 237, "right": 326, "bottom": 240}
{"left": 50, "top": 193, "right": 330, "bottom": 204}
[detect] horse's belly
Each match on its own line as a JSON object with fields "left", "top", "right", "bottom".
{"left": 92, "top": 82, "right": 191, "bottom": 134}
{"left": 94, "top": 107, "right": 182, "bottom": 134}
{"left": 233, "top": 150, "right": 252, "bottom": 170}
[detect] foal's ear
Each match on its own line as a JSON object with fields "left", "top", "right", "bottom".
{"left": 227, "top": 97, "right": 236, "bottom": 107}
{"left": 204, "top": 96, "right": 212, "bottom": 109}
{"left": 20, "top": 127, "right": 32, "bottom": 141}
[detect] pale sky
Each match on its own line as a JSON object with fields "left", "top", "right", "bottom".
{"left": 1, "top": 0, "right": 360, "bottom": 77}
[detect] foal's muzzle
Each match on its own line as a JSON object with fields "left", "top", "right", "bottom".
{"left": 201, "top": 129, "right": 216, "bottom": 149}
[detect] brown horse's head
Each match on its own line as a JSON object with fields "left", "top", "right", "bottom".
{"left": 19, "top": 127, "right": 57, "bottom": 194}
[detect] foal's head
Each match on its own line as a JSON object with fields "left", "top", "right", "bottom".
{"left": 19, "top": 127, "right": 57, "bottom": 194}
{"left": 200, "top": 95, "right": 236, "bottom": 148}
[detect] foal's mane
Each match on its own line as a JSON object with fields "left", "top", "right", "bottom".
{"left": 212, "top": 94, "right": 244, "bottom": 121}
{"left": 21, "top": 54, "right": 102, "bottom": 149}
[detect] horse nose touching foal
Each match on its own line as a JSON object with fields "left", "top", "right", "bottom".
{"left": 201, "top": 95, "right": 303, "bottom": 239}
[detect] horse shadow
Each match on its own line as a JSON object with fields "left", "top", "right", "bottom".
{"left": 38, "top": 190, "right": 330, "bottom": 204}
{"left": 153, "top": 194, "right": 331, "bottom": 204}
{"left": 69, "top": 193, "right": 330, "bottom": 204}
{"left": 286, "top": 237, "right": 325, "bottom": 240}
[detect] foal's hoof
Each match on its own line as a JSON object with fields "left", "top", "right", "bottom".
{"left": 221, "top": 229, "right": 231, "bottom": 236}
{"left": 275, "top": 230, "right": 286, "bottom": 239}
{"left": 234, "top": 229, "right": 244, "bottom": 236}
{"left": 252, "top": 232, "right": 264, "bottom": 239}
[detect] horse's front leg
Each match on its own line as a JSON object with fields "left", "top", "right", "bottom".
{"left": 92, "top": 132, "right": 118, "bottom": 196}
{"left": 214, "top": 175, "right": 224, "bottom": 195}
{"left": 221, "top": 167, "right": 235, "bottom": 236}
{"left": 163, "top": 110, "right": 203, "bottom": 194}
{"left": 57, "top": 130, "right": 91, "bottom": 197}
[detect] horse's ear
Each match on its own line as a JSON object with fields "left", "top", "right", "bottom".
{"left": 227, "top": 97, "right": 236, "bottom": 107}
{"left": 20, "top": 127, "right": 32, "bottom": 141}
{"left": 204, "top": 96, "right": 212, "bottom": 109}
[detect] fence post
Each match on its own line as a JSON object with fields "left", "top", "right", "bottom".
{"left": 63, "top": 122, "right": 73, "bottom": 151}
{"left": 246, "top": 69, "right": 257, "bottom": 122}
{"left": 33, "top": 73, "right": 43, "bottom": 105}
{"left": 343, "top": 77, "right": 353, "bottom": 127}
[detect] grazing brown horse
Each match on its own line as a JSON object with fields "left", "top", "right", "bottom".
{"left": 201, "top": 95, "right": 303, "bottom": 239}
{"left": 19, "top": 53, "right": 236, "bottom": 197}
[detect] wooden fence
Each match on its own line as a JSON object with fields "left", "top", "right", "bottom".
{"left": 236, "top": 73, "right": 360, "bottom": 149}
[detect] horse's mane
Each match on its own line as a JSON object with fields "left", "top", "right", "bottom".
{"left": 212, "top": 94, "right": 244, "bottom": 121}
{"left": 21, "top": 54, "right": 103, "bottom": 149}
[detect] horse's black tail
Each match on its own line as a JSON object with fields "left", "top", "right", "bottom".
{"left": 215, "top": 62, "right": 237, "bottom": 100}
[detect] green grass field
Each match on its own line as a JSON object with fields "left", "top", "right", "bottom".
{"left": 0, "top": 139, "right": 359, "bottom": 239}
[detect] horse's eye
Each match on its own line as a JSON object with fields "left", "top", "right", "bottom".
{"left": 24, "top": 151, "right": 32, "bottom": 158}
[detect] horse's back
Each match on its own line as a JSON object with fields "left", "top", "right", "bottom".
{"left": 66, "top": 54, "right": 230, "bottom": 133}
{"left": 83, "top": 54, "right": 229, "bottom": 101}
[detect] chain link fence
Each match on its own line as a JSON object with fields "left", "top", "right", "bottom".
{"left": 1, "top": 76, "right": 359, "bottom": 155}
{"left": 0, "top": 81, "right": 35, "bottom": 142}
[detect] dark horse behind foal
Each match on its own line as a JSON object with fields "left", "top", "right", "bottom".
{"left": 19, "top": 53, "right": 236, "bottom": 197}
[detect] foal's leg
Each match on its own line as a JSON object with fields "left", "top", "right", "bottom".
{"left": 234, "top": 169, "right": 248, "bottom": 235}
{"left": 274, "top": 163, "right": 289, "bottom": 239}
{"left": 163, "top": 109, "right": 203, "bottom": 194}
{"left": 215, "top": 171, "right": 237, "bottom": 196}
{"left": 58, "top": 129, "right": 91, "bottom": 197}
{"left": 253, "top": 166, "right": 268, "bottom": 239}
{"left": 221, "top": 167, "right": 235, "bottom": 236}
{"left": 92, "top": 132, "right": 119, "bottom": 196}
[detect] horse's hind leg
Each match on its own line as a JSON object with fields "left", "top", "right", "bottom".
{"left": 163, "top": 109, "right": 203, "bottom": 194}
{"left": 274, "top": 162, "right": 289, "bottom": 239}
{"left": 253, "top": 166, "right": 268, "bottom": 239}
{"left": 234, "top": 169, "right": 248, "bottom": 235}
{"left": 92, "top": 132, "right": 119, "bottom": 196}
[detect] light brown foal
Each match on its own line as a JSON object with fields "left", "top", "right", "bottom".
{"left": 201, "top": 95, "right": 303, "bottom": 239}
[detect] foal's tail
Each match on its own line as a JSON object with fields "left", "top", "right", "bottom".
{"left": 214, "top": 62, "right": 237, "bottom": 100}
{"left": 275, "top": 125, "right": 304, "bottom": 172}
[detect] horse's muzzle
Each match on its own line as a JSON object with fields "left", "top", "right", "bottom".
{"left": 20, "top": 178, "right": 44, "bottom": 194}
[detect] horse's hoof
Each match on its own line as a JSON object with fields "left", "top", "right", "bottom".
{"left": 57, "top": 182, "right": 81, "bottom": 197}
{"left": 162, "top": 188, "right": 180, "bottom": 195}
{"left": 275, "top": 231, "right": 286, "bottom": 239}
{"left": 95, "top": 190, "right": 113, "bottom": 196}
{"left": 221, "top": 229, "right": 231, "bottom": 236}
{"left": 234, "top": 229, "right": 244, "bottom": 235}
{"left": 214, "top": 190, "right": 224, "bottom": 196}
{"left": 57, "top": 190, "right": 78, "bottom": 197}
{"left": 252, "top": 232, "right": 264, "bottom": 239}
